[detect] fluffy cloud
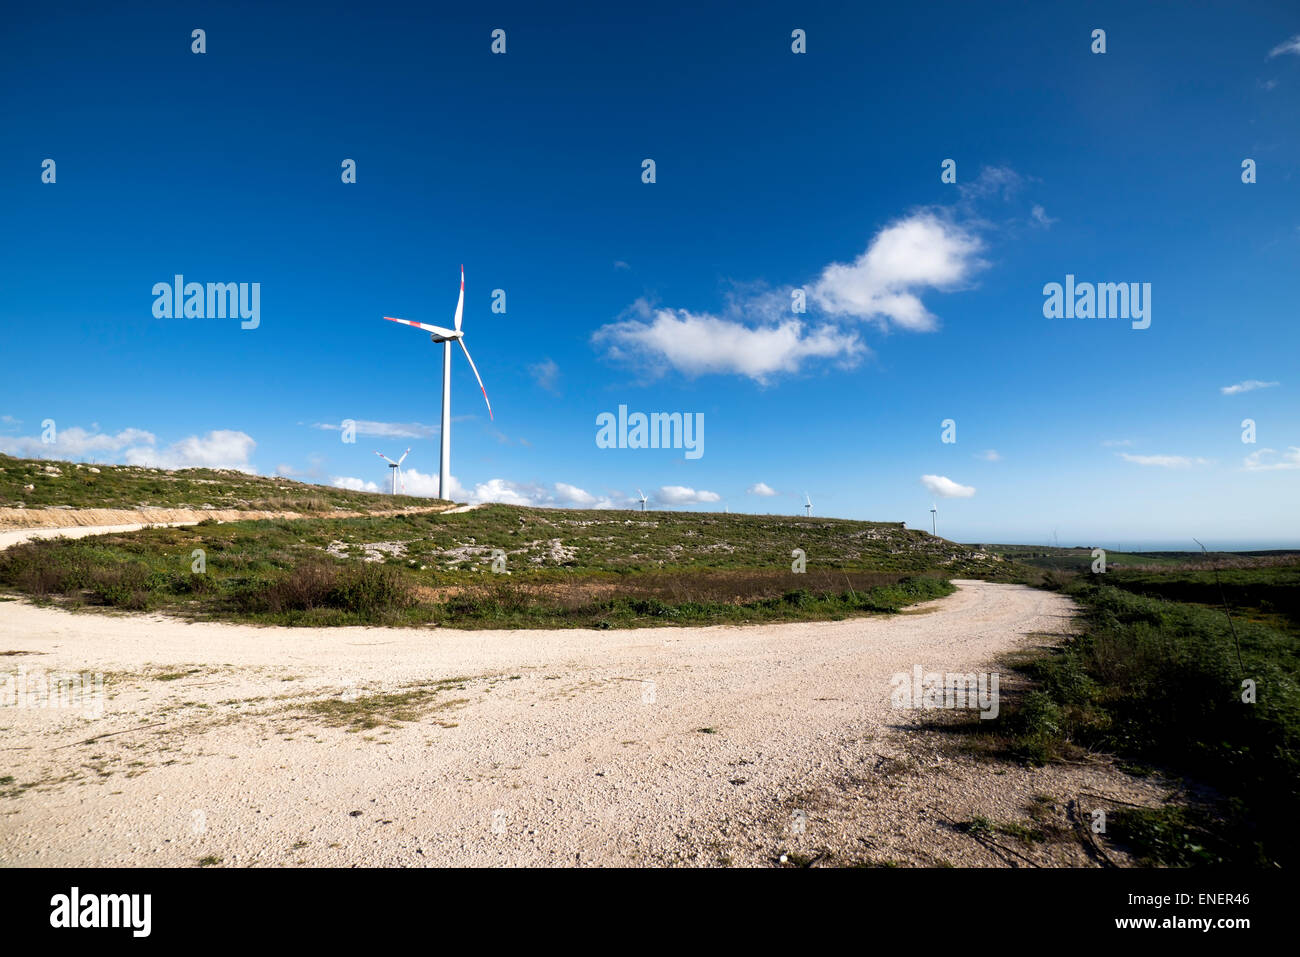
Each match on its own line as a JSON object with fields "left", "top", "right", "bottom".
{"left": 1244, "top": 447, "right": 1300, "bottom": 471}
{"left": 554, "top": 482, "right": 598, "bottom": 506}
{"left": 1118, "top": 453, "right": 1210, "bottom": 468}
{"left": 920, "top": 474, "right": 975, "bottom": 498}
{"left": 339, "top": 468, "right": 621, "bottom": 508}
{"left": 655, "top": 485, "right": 721, "bottom": 505}
{"left": 811, "top": 213, "right": 985, "bottom": 331}
{"left": 0, "top": 426, "right": 156, "bottom": 458}
{"left": 1220, "top": 380, "right": 1279, "bottom": 395}
{"left": 747, "top": 482, "right": 778, "bottom": 496}
{"left": 0, "top": 424, "right": 255, "bottom": 472}
{"left": 594, "top": 302, "right": 864, "bottom": 384}
{"left": 123, "top": 430, "right": 257, "bottom": 471}
{"left": 333, "top": 476, "right": 381, "bottom": 492}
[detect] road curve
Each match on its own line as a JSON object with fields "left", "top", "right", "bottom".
{"left": 0, "top": 524, "right": 1080, "bottom": 867}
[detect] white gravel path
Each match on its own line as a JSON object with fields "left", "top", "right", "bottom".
{"left": 0, "top": 526, "right": 1097, "bottom": 866}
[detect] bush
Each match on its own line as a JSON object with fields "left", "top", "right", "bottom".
{"left": 327, "top": 563, "right": 414, "bottom": 616}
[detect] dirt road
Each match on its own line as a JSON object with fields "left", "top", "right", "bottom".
{"left": 0, "top": 529, "right": 1165, "bottom": 867}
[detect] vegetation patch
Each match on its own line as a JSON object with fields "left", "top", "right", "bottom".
{"left": 957, "top": 564, "right": 1299, "bottom": 867}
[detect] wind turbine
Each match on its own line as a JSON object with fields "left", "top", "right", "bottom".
{"left": 636, "top": 489, "right": 648, "bottom": 512}
{"left": 383, "top": 265, "right": 492, "bottom": 501}
{"left": 374, "top": 448, "right": 410, "bottom": 494}
{"left": 803, "top": 493, "right": 813, "bottom": 517}
{"left": 930, "top": 503, "right": 938, "bottom": 536}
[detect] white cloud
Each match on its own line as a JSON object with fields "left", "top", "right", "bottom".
{"left": 1220, "top": 379, "right": 1279, "bottom": 395}
{"left": 554, "top": 482, "right": 598, "bottom": 506}
{"left": 975, "top": 449, "right": 1001, "bottom": 462}
{"left": 1118, "top": 453, "right": 1209, "bottom": 468}
{"left": 655, "top": 485, "right": 721, "bottom": 505}
{"left": 363, "top": 468, "right": 618, "bottom": 508}
{"left": 312, "top": 420, "right": 437, "bottom": 439}
{"left": 332, "top": 476, "right": 381, "bottom": 492}
{"left": 123, "top": 430, "right": 257, "bottom": 471}
{"left": 1244, "top": 447, "right": 1300, "bottom": 471}
{"left": 0, "top": 424, "right": 254, "bottom": 472}
{"left": 747, "top": 482, "right": 778, "bottom": 496}
{"left": 594, "top": 302, "right": 864, "bottom": 384}
{"left": 1030, "top": 204, "right": 1056, "bottom": 228}
{"left": 920, "top": 474, "right": 975, "bottom": 498}
{"left": 1268, "top": 34, "right": 1300, "bottom": 58}
{"left": 0, "top": 426, "right": 156, "bottom": 458}
{"left": 613, "top": 260, "right": 630, "bottom": 270}
{"left": 810, "top": 212, "right": 985, "bottom": 331}
{"left": 1101, "top": 438, "right": 1135, "bottom": 447}
{"left": 530, "top": 358, "right": 561, "bottom": 394}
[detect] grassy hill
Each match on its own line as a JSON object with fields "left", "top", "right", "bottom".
{"left": 0, "top": 453, "right": 1015, "bottom": 626}
{"left": 0, "top": 454, "right": 439, "bottom": 512}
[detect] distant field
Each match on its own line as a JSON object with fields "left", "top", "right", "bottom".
{"left": 982, "top": 543, "right": 1300, "bottom": 571}
{"left": 0, "top": 454, "right": 439, "bottom": 513}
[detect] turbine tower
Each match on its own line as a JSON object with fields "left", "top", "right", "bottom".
{"left": 804, "top": 492, "right": 813, "bottom": 517}
{"left": 636, "top": 489, "right": 648, "bottom": 512}
{"left": 384, "top": 265, "right": 493, "bottom": 501}
{"left": 930, "top": 503, "right": 938, "bottom": 536}
{"left": 374, "top": 448, "right": 410, "bottom": 494}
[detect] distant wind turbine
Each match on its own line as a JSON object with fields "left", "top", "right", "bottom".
{"left": 930, "top": 503, "right": 938, "bottom": 536}
{"left": 636, "top": 489, "right": 648, "bottom": 512}
{"left": 383, "top": 265, "right": 493, "bottom": 501}
{"left": 375, "top": 448, "right": 411, "bottom": 494}
{"left": 804, "top": 492, "right": 813, "bottom": 517}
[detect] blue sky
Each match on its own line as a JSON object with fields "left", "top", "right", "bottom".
{"left": 2, "top": 0, "right": 1297, "bottom": 548}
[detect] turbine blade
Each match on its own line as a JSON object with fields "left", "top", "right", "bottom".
{"left": 457, "top": 337, "right": 493, "bottom": 420}
{"left": 454, "top": 264, "right": 465, "bottom": 332}
{"left": 375, "top": 451, "right": 397, "bottom": 465}
{"left": 398, "top": 447, "right": 411, "bottom": 465}
{"left": 384, "top": 317, "right": 458, "bottom": 339}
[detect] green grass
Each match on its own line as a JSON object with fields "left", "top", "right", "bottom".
{"left": 0, "top": 453, "right": 441, "bottom": 512}
{"left": 986, "top": 567, "right": 1300, "bottom": 867}
{"left": 0, "top": 504, "right": 975, "bottom": 627}
{"left": 295, "top": 678, "right": 471, "bottom": 731}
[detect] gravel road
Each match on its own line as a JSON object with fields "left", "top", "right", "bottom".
{"left": 0, "top": 528, "right": 1109, "bottom": 866}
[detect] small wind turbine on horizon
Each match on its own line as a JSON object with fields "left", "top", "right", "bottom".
{"left": 930, "top": 503, "right": 938, "bottom": 536}
{"left": 636, "top": 489, "right": 648, "bottom": 512}
{"left": 383, "top": 265, "right": 493, "bottom": 501}
{"left": 374, "top": 448, "right": 411, "bottom": 494}
{"left": 803, "top": 493, "right": 813, "bottom": 517}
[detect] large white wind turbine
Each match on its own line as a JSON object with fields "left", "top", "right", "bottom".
{"left": 374, "top": 448, "right": 410, "bottom": 494}
{"left": 383, "top": 265, "right": 493, "bottom": 500}
{"left": 804, "top": 492, "right": 813, "bottom": 517}
{"left": 636, "top": 489, "right": 648, "bottom": 512}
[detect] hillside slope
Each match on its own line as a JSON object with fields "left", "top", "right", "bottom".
{"left": 0, "top": 454, "right": 443, "bottom": 517}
